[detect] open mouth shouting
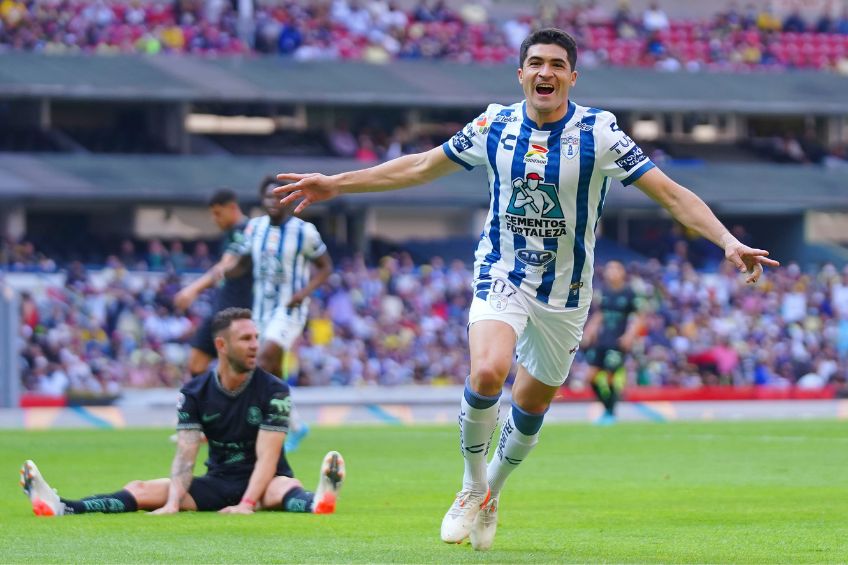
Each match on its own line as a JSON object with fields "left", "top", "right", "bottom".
{"left": 535, "top": 82, "right": 555, "bottom": 96}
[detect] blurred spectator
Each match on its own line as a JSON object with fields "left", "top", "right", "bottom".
{"left": 12, "top": 245, "right": 848, "bottom": 396}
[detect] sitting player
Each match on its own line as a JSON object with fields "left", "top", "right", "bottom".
{"left": 20, "top": 308, "right": 344, "bottom": 516}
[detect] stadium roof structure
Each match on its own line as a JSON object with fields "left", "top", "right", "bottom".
{"left": 1, "top": 55, "right": 848, "bottom": 114}
{"left": 0, "top": 154, "right": 845, "bottom": 214}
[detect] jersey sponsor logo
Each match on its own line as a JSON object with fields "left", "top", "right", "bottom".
{"left": 516, "top": 249, "right": 557, "bottom": 274}
{"left": 451, "top": 131, "right": 473, "bottom": 153}
{"left": 259, "top": 247, "right": 286, "bottom": 288}
{"left": 523, "top": 143, "right": 549, "bottom": 165}
{"left": 575, "top": 121, "right": 593, "bottom": 131}
{"left": 608, "top": 134, "right": 634, "bottom": 155}
{"left": 505, "top": 173, "right": 568, "bottom": 237}
{"left": 176, "top": 392, "right": 185, "bottom": 409}
{"left": 614, "top": 145, "right": 647, "bottom": 171}
{"left": 247, "top": 406, "right": 262, "bottom": 426}
{"left": 268, "top": 395, "right": 292, "bottom": 423}
{"left": 561, "top": 134, "right": 580, "bottom": 160}
{"left": 493, "top": 113, "right": 519, "bottom": 123}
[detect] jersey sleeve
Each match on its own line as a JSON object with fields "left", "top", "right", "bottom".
{"left": 441, "top": 105, "right": 498, "bottom": 170}
{"left": 175, "top": 388, "right": 202, "bottom": 431}
{"left": 594, "top": 112, "right": 655, "bottom": 186}
{"left": 302, "top": 222, "right": 328, "bottom": 260}
{"left": 227, "top": 218, "right": 255, "bottom": 256}
{"left": 260, "top": 381, "right": 292, "bottom": 433}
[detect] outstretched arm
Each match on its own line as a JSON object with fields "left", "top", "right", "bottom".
{"left": 275, "top": 146, "right": 463, "bottom": 214}
{"left": 151, "top": 430, "right": 202, "bottom": 514}
{"left": 634, "top": 168, "right": 779, "bottom": 283}
{"left": 174, "top": 253, "right": 241, "bottom": 311}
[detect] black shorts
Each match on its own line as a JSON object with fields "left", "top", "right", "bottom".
{"left": 188, "top": 467, "right": 295, "bottom": 511}
{"left": 190, "top": 315, "right": 217, "bottom": 357}
{"left": 583, "top": 346, "right": 625, "bottom": 372}
{"left": 189, "top": 474, "right": 249, "bottom": 511}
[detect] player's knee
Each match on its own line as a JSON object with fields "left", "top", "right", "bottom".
{"left": 470, "top": 363, "right": 508, "bottom": 394}
{"left": 123, "top": 480, "right": 145, "bottom": 494}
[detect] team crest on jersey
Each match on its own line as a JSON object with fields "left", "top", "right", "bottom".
{"left": 523, "top": 144, "right": 549, "bottom": 165}
{"left": 247, "top": 406, "right": 262, "bottom": 426}
{"left": 561, "top": 135, "right": 580, "bottom": 159}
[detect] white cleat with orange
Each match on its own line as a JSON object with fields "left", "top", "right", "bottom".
{"left": 470, "top": 496, "right": 499, "bottom": 551}
{"left": 440, "top": 489, "right": 490, "bottom": 543}
{"left": 20, "top": 460, "right": 64, "bottom": 516}
{"left": 312, "top": 451, "right": 345, "bottom": 514}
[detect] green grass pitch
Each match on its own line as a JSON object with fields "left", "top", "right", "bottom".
{"left": 1, "top": 421, "right": 846, "bottom": 564}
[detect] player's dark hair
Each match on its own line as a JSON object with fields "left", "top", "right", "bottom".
{"left": 211, "top": 307, "right": 253, "bottom": 337}
{"left": 519, "top": 28, "right": 578, "bottom": 71}
{"left": 258, "top": 175, "right": 282, "bottom": 197}
{"left": 208, "top": 188, "right": 238, "bottom": 207}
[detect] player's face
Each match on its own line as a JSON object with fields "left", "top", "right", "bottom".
{"left": 221, "top": 319, "right": 259, "bottom": 373}
{"left": 262, "top": 186, "right": 290, "bottom": 222}
{"left": 604, "top": 261, "right": 626, "bottom": 286}
{"left": 209, "top": 202, "right": 237, "bottom": 230}
{"left": 518, "top": 43, "right": 578, "bottom": 124}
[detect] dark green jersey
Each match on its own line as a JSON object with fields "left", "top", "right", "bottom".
{"left": 176, "top": 368, "right": 292, "bottom": 479}
{"left": 216, "top": 219, "right": 253, "bottom": 310}
{"left": 597, "top": 286, "right": 637, "bottom": 348}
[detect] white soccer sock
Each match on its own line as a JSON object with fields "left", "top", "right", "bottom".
{"left": 486, "top": 407, "right": 542, "bottom": 497}
{"left": 459, "top": 383, "right": 501, "bottom": 496}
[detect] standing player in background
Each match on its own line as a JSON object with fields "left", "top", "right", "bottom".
{"left": 21, "top": 308, "right": 344, "bottom": 517}
{"left": 275, "top": 28, "right": 778, "bottom": 550}
{"left": 226, "top": 177, "right": 333, "bottom": 450}
{"left": 174, "top": 189, "right": 252, "bottom": 377}
{"left": 581, "top": 260, "right": 643, "bottom": 425}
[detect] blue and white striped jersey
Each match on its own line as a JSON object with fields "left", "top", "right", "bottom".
{"left": 441, "top": 100, "right": 655, "bottom": 309}
{"left": 229, "top": 215, "right": 327, "bottom": 323}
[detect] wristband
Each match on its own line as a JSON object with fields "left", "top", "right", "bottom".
{"left": 241, "top": 497, "right": 256, "bottom": 508}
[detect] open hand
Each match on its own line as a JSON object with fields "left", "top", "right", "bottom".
{"left": 724, "top": 240, "right": 780, "bottom": 284}
{"left": 274, "top": 173, "right": 340, "bottom": 214}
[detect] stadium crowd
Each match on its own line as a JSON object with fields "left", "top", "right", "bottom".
{"left": 8, "top": 235, "right": 848, "bottom": 397}
{"left": 1, "top": 0, "right": 848, "bottom": 71}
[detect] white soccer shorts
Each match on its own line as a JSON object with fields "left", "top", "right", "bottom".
{"left": 468, "top": 277, "right": 590, "bottom": 386}
{"left": 258, "top": 307, "right": 306, "bottom": 350}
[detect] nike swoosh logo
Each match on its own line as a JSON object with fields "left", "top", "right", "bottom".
{"left": 201, "top": 413, "right": 221, "bottom": 423}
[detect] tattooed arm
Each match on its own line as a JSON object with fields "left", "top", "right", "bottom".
{"left": 151, "top": 429, "right": 202, "bottom": 514}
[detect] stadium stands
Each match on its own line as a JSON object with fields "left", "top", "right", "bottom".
{"left": 1, "top": 1, "right": 848, "bottom": 70}
{"left": 8, "top": 246, "right": 848, "bottom": 397}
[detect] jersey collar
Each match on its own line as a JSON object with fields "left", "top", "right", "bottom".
{"left": 521, "top": 100, "right": 576, "bottom": 131}
{"left": 214, "top": 370, "right": 254, "bottom": 398}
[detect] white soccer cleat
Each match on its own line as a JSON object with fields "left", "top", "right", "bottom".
{"left": 440, "top": 488, "right": 490, "bottom": 543}
{"left": 470, "top": 496, "right": 499, "bottom": 551}
{"left": 312, "top": 450, "right": 345, "bottom": 514}
{"left": 20, "top": 460, "right": 63, "bottom": 516}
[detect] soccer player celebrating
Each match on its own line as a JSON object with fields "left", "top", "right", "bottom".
{"left": 581, "top": 260, "right": 643, "bottom": 424}
{"left": 21, "top": 308, "right": 344, "bottom": 516}
{"left": 275, "top": 28, "right": 778, "bottom": 550}
{"left": 174, "top": 189, "right": 253, "bottom": 377}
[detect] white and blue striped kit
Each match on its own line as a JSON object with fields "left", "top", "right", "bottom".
{"left": 230, "top": 215, "right": 326, "bottom": 325}
{"left": 442, "top": 100, "right": 654, "bottom": 309}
